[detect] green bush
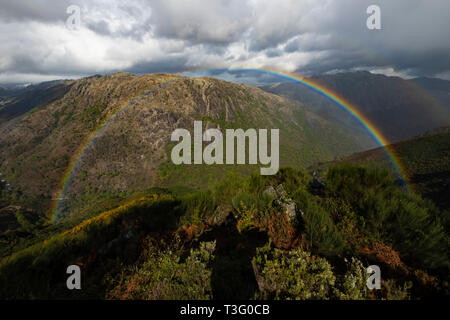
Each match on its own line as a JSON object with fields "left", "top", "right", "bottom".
{"left": 0, "top": 195, "right": 181, "bottom": 299}
{"left": 334, "top": 257, "right": 367, "bottom": 300}
{"left": 266, "top": 167, "right": 310, "bottom": 195}
{"left": 383, "top": 279, "right": 412, "bottom": 300}
{"left": 214, "top": 173, "right": 245, "bottom": 204}
{"left": 106, "top": 240, "right": 216, "bottom": 300}
{"left": 381, "top": 193, "right": 448, "bottom": 271}
{"left": 326, "top": 164, "right": 395, "bottom": 200}
{"left": 178, "top": 190, "right": 216, "bottom": 226}
{"left": 253, "top": 245, "right": 336, "bottom": 300}
{"left": 325, "top": 164, "right": 449, "bottom": 272}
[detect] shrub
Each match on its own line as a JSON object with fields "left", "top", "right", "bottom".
{"left": 107, "top": 240, "right": 216, "bottom": 300}
{"left": 245, "top": 173, "right": 267, "bottom": 194}
{"left": 0, "top": 195, "right": 180, "bottom": 299}
{"left": 334, "top": 257, "right": 368, "bottom": 300}
{"left": 232, "top": 190, "right": 272, "bottom": 212}
{"left": 178, "top": 190, "right": 216, "bottom": 226}
{"left": 252, "top": 246, "right": 336, "bottom": 300}
{"left": 214, "top": 173, "right": 245, "bottom": 204}
{"left": 266, "top": 167, "right": 310, "bottom": 195}
{"left": 383, "top": 279, "right": 412, "bottom": 300}
{"left": 235, "top": 204, "right": 258, "bottom": 233}
{"left": 266, "top": 213, "right": 297, "bottom": 249}
{"left": 326, "top": 164, "right": 395, "bottom": 201}
{"left": 382, "top": 193, "right": 448, "bottom": 271}
{"left": 292, "top": 188, "right": 346, "bottom": 256}
{"left": 231, "top": 189, "right": 274, "bottom": 233}
{"left": 325, "top": 198, "right": 362, "bottom": 250}
{"left": 325, "top": 164, "right": 449, "bottom": 272}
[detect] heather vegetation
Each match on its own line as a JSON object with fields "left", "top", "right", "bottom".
{"left": 0, "top": 164, "right": 448, "bottom": 299}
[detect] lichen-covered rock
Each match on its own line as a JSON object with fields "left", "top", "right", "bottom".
{"left": 263, "top": 186, "right": 277, "bottom": 199}
{"left": 283, "top": 202, "right": 298, "bottom": 222}
{"left": 264, "top": 184, "right": 303, "bottom": 225}
{"left": 275, "top": 184, "right": 287, "bottom": 198}
{"left": 210, "top": 204, "right": 232, "bottom": 226}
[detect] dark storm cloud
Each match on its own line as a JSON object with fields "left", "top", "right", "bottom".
{"left": 148, "top": 0, "right": 251, "bottom": 45}
{"left": 307, "top": 0, "right": 450, "bottom": 77}
{"left": 125, "top": 56, "right": 189, "bottom": 74}
{"left": 0, "top": 0, "right": 449, "bottom": 83}
{"left": 264, "top": 48, "right": 283, "bottom": 58}
{"left": 0, "top": 0, "right": 71, "bottom": 22}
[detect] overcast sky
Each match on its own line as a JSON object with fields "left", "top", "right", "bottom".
{"left": 0, "top": 0, "right": 449, "bottom": 84}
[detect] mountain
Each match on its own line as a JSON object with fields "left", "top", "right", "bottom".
{"left": 261, "top": 71, "right": 450, "bottom": 143}
{"left": 0, "top": 72, "right": 367, "bottom": 222}
{"left": 0, "top": 80, "right": 72, "bottom": 123}
{"left": 0, "top": 87, "right": 9, "bottom": 100}
{"left": 410, "top": 77, "right": 450, "bottom": 114}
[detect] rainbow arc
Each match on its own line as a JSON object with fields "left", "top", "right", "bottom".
{"left": 51, "top": 68, "right": 410, "bottom": 223}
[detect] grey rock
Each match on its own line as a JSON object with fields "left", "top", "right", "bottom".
{"left": 210, "top": 204, "right": 232, "bottom": 226}
{"left": 283, "top": 202, "right": 298, "bottom": 222}
{"left": 275, "top": 184, "right": 287, "bottom": 198}
{"left": 264, "top": 184, "right": 303, "bottom": 225}
{"left": 263, "top": 186, "right": 277, "bottom": 199}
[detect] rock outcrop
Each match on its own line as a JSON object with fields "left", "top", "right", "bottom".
{"left": 263, "top": 184, "right": 303, "bottom": 225}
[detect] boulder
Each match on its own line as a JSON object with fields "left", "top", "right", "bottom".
{"left": 262, "top": 186, "right": 277, "bottom": 199}
{"left": 263, "top": 184, "right": 303, "bottom": 225}
{"left": 210, "top": 204, "right": 232, "bottom": 226}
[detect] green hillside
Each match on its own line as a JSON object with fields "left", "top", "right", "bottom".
{"left": 334, "top": 129, "right": 450, "bottom": 210}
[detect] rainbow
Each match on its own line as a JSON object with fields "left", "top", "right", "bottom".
{"left": 182, "top": 67, "right": 410, "bottom": 183}
{"left": 51, "top": 78, "right": 180, "bottom": 222}
{"left": 51, "top": 68, "right": 410, "bottom": 223}
{"left": 51, "top": 106, "right": 124, "bottom": 223}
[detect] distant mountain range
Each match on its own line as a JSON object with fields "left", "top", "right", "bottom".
{"left": 261, "top": 71, "right": 450, "bottom": 143}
